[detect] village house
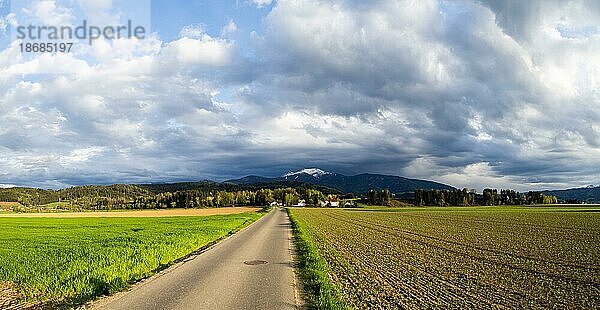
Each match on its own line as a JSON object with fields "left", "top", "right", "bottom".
{"left": 292, "top": 200, "right": 306, "bottom": 207}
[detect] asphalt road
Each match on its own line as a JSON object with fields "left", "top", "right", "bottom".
{"left": 94, "top": 208, "right": 298, "bottom": 310}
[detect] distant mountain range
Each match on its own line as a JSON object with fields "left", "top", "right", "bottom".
{"left": 543, "top": 185, "right": 600, "bottom": 203}
{"left": 2, "top": 168, "right": 598, "bottom": 203}
{"left": 226, "top": 168, "right": 455, "bottom": 195}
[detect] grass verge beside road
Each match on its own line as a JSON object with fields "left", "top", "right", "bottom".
{"left": 287, "top": 208, "right": 348, "bottom": 310}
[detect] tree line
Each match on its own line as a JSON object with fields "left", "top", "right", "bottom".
{"left": 131, "top": 188, "right": 328, "bottom": 210}
{"left": 1, "top": 183, "right": 561, "bottom": 210}
{"left": 0, "top": 185, "right": 151, "bottom": 208}
{"left": 415, "top": 188, "right": 558, "bottom": 207}
{"left": 367, "top": 189, "right": 392, "bottom": 205}
{"left": 414, "top": 189, "right": 476, "bottom": 207}
{"left": 0, "top": 185, "right": 335, "bottom": 210}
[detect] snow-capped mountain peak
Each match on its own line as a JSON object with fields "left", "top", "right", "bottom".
{"left": 283, "top": 168, "right": 332, "bottom": 178}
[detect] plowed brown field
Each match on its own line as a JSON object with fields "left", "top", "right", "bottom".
{"left": 290, "top": 207, "right": 600, "bottom": 309}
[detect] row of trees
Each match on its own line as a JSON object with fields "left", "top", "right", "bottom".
{"left": 415, "top": 188, "right": 558, "bottom": 207}
{"left": 484, "top": 189, "right": 558, "bottom": 205}
{"left": 0, "top": 184, "right": 344, "bottom": 210}
{"left": 2, "top": 183, "right": 561, "bottom": 210}
{"left": 366, "top": 189, "right": 392, "bottom": 205}
{"left": 61, "top": 187, "right": 332, "bottom": 210}
{"left": 414, "top": 189, "right": 476, "bottom": 207}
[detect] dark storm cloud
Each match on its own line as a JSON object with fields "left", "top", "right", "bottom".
{"left": 0, "top": 0, "right": 598, "bottom": 190}
{"left": 478, "top": 0, "right": 600, "bottom": 43}
{"left": 231, "top": 0, "right": 600, "bottom": 189}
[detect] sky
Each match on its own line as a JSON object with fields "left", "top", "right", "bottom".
{"left": 0, "top": 0, "right": 599, "bottom": 191}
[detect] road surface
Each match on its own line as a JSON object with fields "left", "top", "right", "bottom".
{"left": 94, "top": 208, "right": 298, "bottom": 310}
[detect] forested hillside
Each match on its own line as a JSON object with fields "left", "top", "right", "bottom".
{"left": 227, "top": 170, "right": 454, "bottom": 194}
{"left": 0, "top": 184, "right": 329, "bottom": 211}
{"left": 0, "top": 188, "right": 60, "bottom": 206}
{"left": 543, "top": 186, "right": 600, "bottom": 203}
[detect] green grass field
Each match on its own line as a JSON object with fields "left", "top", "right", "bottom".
{"left": 0, "top": 211, "right": 263, "bottom": 307}
{"left": 37, "top": 201, "right": 71, "bottom": 208}
{"left": 289, "top": 206, "right": 600, "bottom": 309}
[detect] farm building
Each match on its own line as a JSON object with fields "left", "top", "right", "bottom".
{"left": 292, "top": 200, "right": 306, "bottom": 207}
